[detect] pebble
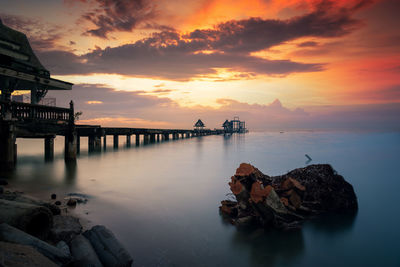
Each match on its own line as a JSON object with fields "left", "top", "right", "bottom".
{"left": 67, "top": 198, "right": 77, "bottom": 207}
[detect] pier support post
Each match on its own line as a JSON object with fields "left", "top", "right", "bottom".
{"left": 150, "top": 134, "right": 156, "bottom": 143}
{"left": 0, "top": 121, "right": 17, "bottom": 170}
{"left": 88, "top": 134, "right": 101, "bottom": 152}
{"left": 136, "top": 134, "right": 140, "bottom": 146}
{"left": 163, "top": 133, "right": 169, "bottom": 141}
{"left": 143, "top": 134, "right": 150, "bottom": 144}
{"left": 77, "top": 135, "right": 80, "bottom": 154}
{"left": 65, "top": 131, "right": 77, "bottom": 162}
{"left": 65, "top": 101, "right": 77, "bottom": 162}
{"left": 103, "top": 135, "right": 107, "bottom": 150}
{"left": 88, "top": 135, "right": 95, "bottom": 152}
{"left": 157, "top": 134, "right": 160, "bottom": 142}
{"left": 44, "top": 136, "right": 54, "bottom": 161}
{"left": 113, "top": 135, "right": 119, "bottom": 149}
{"left": 126, "top": 135, "right": 131, "bottom": 147}
{"left": 94, "top": 135, "right": 101, "bottom": 152}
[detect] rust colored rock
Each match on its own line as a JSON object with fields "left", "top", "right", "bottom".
{"left": 280, "top": 197, "right": 289, "bottom": 207}
{"left": 235, "top": 163, "right": 256, "bottom": 177}
{"left": 250, "top": 182, "right": 272, "bottom": 204}
{"left": 289, "top": 191, "right": 302, "bottom": 209}
{"left": 282, "top": 177, "right": 306, "bottom": 192}
{"left": 283, "top": 189, "right": 293, "bottom": 197}
{"left": 220, "top": 205, "right": 232, "bottom": 215}
{"left": 220, "top": 200, "right": 237, "bottom": 216}
{"left": 220, "top": 163, "right": 358, "bottom": 230}
{"left": 229, "top": 176, "right": 244, "bottom": 195}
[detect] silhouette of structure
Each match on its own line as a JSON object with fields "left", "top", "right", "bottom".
{"left": 0, "top": 20, "right": 76, "bottom": 169}
{"left": 0, "top": 22, "right": 230, "bottom": 170}
{"left": 222, "top": 116, "right": 247, "bottom": 133}
{"left": 194, "top": 119, "right": 205, "bottom": 131}
{"left": 0, "top": 19, "right": 72, "bottom": 104}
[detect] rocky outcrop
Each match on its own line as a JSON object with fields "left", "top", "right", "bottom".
{"left": 220, "top": 163, "right": 358, "bottom": 230}
{"left": 0, "top": 185, "right": 134, "bottom": 266}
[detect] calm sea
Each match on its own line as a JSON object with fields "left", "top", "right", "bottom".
{"left": 3, "top": 131, "right": 400, "bottom": 267}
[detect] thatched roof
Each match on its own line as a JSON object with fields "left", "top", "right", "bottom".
{"left": 194, "top": 119, "right": 205, "bottom": 127}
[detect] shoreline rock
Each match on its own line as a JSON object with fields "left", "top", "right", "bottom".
{"left": 0, "top": 183, "right": 134, "bottom": 266}
{"left": 220, "top": 163, "right": 358, "bottom": 230}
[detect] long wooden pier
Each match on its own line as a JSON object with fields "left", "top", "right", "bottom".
{"left": 0, "top": 100, "right": 226, "bottom": 169}
{"left": 0, "top": 22, "right": 233, "bottom": 170}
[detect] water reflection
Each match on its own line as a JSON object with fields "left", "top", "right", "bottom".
{"left": 231, "top": 228, "right": 304, "bottom": 267}
{"left": 303, "top": 212, "right": 358, "bottom": 235}
{"left": 64, "top": 161, "right": 77, "bottom": 184}
{"left": 226, "top": 212, "right": 357, "bottom": 267}
{"left": 4, "top": 132, "right": 399, "bottom": 267}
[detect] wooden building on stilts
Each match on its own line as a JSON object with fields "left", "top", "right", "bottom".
{"left": 0, "top": 19, "right": 75, "bottom": 169}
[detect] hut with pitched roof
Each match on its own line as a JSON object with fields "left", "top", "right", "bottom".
{"left": 194, "top": 119, "right": 205, "bottom": 131}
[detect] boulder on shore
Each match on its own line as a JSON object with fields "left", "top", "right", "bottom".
{"left": 0, "top": 223, "right": 71, "bottom": 265}
{"left": 0, "top": 199, "right": 53, "bottom": 239}
{"left": 50, "top": 215, "right": 82, "bottom": 243}
{"left": 220, "top": 163, "right": 358, "bottom": 230}
{"left": 84, "top": 225, "right": 133, "bottom": 267}
{"left": 0, "top": 241, "right": 58, "bottom": 267}
{"left": 70, "top": 234, "right": 103, "bottom": 267}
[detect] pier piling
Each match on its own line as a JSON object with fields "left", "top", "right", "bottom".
{"left": 65, "top": 131, "right": 77, "bottom": 162}
{"left": 113, "top": 135, "right": 119, "bottom": 149}
{"left": 0, "top": 121, "right": 16, "bottom": 169}
{"left": 44, "top": 136, "right": 54, "bottom": 161}
{"left": 135, "top": 134, "right": 140, "bottom": 146}
{"left": 126, "top": 135, "right": 131, "bottom": 147}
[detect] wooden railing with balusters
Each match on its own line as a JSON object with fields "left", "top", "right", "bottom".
{"left": 0, "top": 100, "right": 73, "bottom": 123}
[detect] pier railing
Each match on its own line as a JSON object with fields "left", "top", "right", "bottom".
{"left": 0, "top": 100, "right": 72, "bottom": 123}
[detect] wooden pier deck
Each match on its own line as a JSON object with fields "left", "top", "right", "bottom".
{"left": 0, "top": 100, "right": 226, "bottom": 169}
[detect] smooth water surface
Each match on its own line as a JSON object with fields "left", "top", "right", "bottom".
{"left": 3, "top": 132, "right": 400, "bottom": 267}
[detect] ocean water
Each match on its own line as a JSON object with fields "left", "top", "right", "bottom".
{"left": 2, "top": 131, "right": 400, "bottom": 267}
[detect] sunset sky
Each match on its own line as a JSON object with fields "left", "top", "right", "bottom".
{"left": 1, "top": 0, "right": 399, "bottom": 130}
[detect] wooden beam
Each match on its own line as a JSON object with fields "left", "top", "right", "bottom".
{"left": 0, "top": 66, "right": 73, "bottom": 90}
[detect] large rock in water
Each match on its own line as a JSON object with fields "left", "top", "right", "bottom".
{"left": 220, "top": 163, "right": 358, "bottom": 230}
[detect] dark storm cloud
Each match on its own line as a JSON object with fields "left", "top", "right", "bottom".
{"left": 0, "top": 13, "right": 64, "bottom": 51}
{"left": 79, "top": 42, "right": 323, "bottom": 79}
{"left": 37, "top": 0, "right": 372, "bottom": 79}
{"left": 66, "top": 0, "right": 157, "bottom": 38}
{"left": 185, "top": 0, "right": 368, "bottom": 53}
